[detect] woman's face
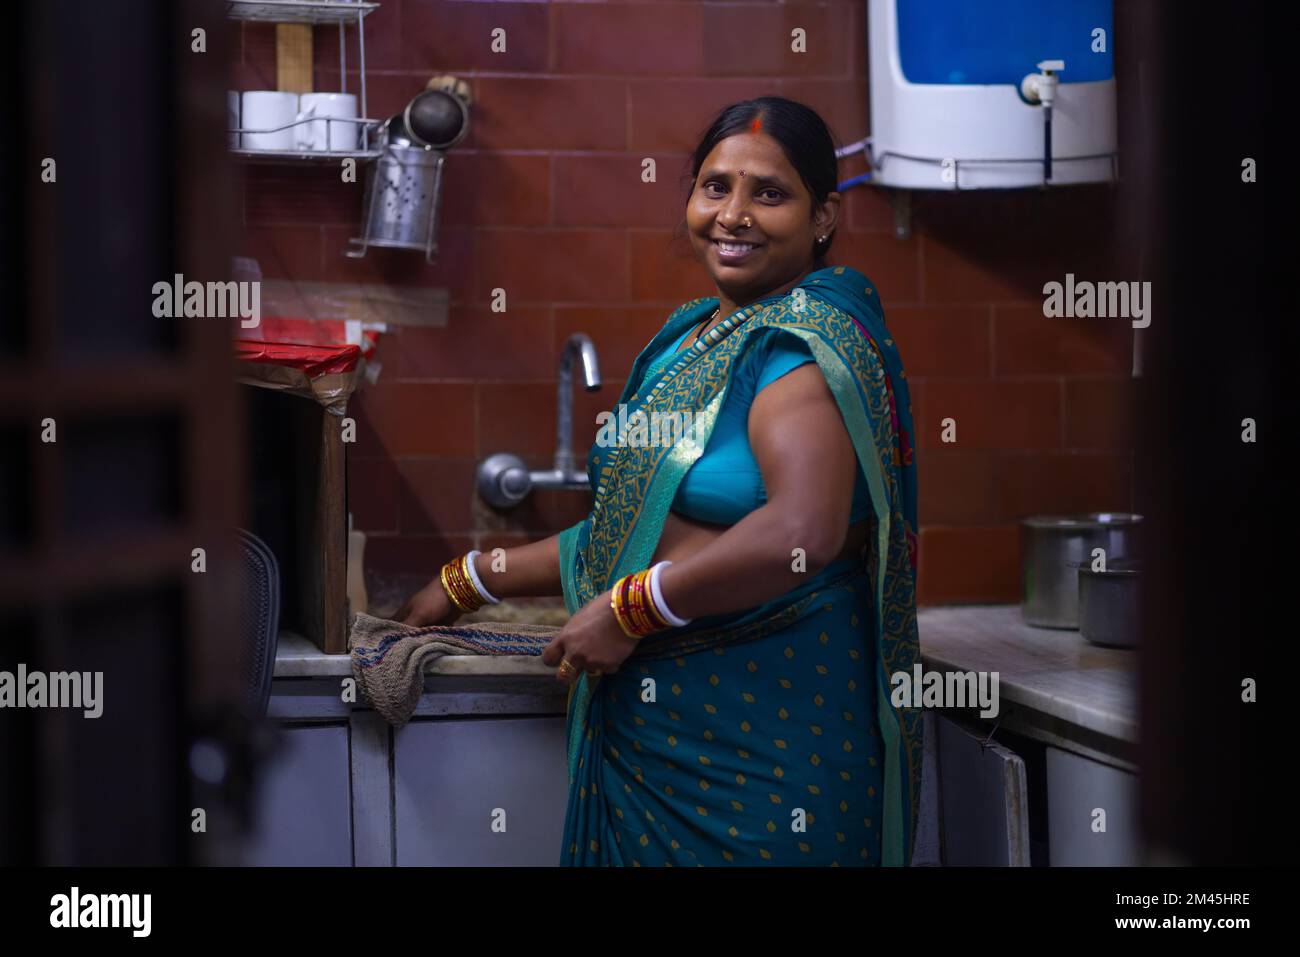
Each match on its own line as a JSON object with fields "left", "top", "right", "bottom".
{"left": 686, "top": 131, "right": 839, "bottom": 305}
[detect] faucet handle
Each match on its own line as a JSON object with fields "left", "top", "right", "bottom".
{"left": 476, "top": 452, "right": 532, "bottom": 508}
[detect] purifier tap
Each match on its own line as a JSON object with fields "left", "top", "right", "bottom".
{"left": 1021, "top": 60, "right": 1065, "bottom": 182}
{"left": 1021, "top": 59, "right": 1065, "bottom": 107}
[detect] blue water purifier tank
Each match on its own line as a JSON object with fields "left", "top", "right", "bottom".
{"left": 868, "top": 0, "right": 1118, "bottom": 189}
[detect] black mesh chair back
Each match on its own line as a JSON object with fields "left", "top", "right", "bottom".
{"left": 236, "top": 528, "right": 281, "bottom": 718}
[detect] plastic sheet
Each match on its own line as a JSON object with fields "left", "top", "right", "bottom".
{"left": 235, "top": 337, "right": 363, "bottom": 415}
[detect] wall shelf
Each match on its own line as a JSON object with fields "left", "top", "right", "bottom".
{"left": 230, "top": 142, "right": 383, "bottom": 164}
{"left": 225, "top": 1, "right": 379, "bottom": 25}
{"left": 227, "top": 1, "right": 381, "bottom": 159}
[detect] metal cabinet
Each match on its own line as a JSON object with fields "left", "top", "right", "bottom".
{"left": 1045, "top": 746, "right": 1139, "bottom": 865}
{"left": 245, "top": 723, "right": 354, "bottom": 867}
{"left": 393, "top": 716, "right": 569, "bottom": 866}
{"left": 934, "top": 714, "right": 1032, "bottom": 866}
{"left": 250, "top": 675, "right": 569, "bottom": 866}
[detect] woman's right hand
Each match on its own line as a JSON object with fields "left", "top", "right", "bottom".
{"left": 394, "top": 576, "right": 462, "bottom": 627}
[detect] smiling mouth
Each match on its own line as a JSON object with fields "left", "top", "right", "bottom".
{"left": 712, "top": 239, "right": 763, "bottom": 255}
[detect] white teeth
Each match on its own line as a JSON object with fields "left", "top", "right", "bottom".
{"left": 716, "top": 241, "right": 756, "bottom": 253}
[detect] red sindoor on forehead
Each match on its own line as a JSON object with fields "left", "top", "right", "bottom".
{"left": 749, "top": 115, "right": 763, "bottom": 135}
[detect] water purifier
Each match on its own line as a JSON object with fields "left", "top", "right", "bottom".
{"left": 867, "top": 0, "right": 1118, "bottom": 189}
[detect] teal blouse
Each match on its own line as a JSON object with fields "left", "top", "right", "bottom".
{"left": 637, "top": 324, "right": 873, "bottom": 526}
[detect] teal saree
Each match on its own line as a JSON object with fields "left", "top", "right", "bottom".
{"left": 557, "top": 265, "right": 921, "bottom": 866}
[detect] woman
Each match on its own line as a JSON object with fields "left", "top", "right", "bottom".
{"left": 397, "top": 96, "right": 921, "bottom": 866}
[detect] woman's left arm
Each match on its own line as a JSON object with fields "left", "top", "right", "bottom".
{"left": 655, "top": 360, "right": 860, "bottom": 618}
{"left": 541, "top": 361, "right": 860, "bottom": 676}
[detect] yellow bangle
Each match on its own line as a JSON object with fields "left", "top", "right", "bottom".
{"left": 609, "top": 576, "right": 640, "bottom": 638}
{"left": 610, "top": 570, "right": 664, "bottom": 639}
{"left": 440, "top": 554, "right": 486, "bottom": 613}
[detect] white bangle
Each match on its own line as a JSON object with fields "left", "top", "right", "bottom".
{"left": 462, "top": 549, "right": 500, "bottom": 605}
{"left": 648, "top": 560, "right": 690, "bottom": 627}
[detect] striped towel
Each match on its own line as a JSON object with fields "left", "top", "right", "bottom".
{"left": 348, "top": 613, "right": 560, "bottom": 727}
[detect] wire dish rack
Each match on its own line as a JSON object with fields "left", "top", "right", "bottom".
{"left": 226, "top": 1, "right": 383, "bottom": 163}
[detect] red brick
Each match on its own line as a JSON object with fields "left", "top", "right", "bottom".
{"left": 240, "top": 22, "right": 277, "bottom": 90}
{"left": 553, "top": 155, "right": 687, "bottom": 229}
{"left": 324, "top": 226, "right": 477, "bottom": 305}
{"left": 484, "top": 379, "right": 629, "bottom": 462}
{"left": 486, "top": 487, "right": 594, "bottom": 538}
{"left": 885, "top": 305, "right": 990, "bottom": 378}
{"left": 438, "top": 152, "right": 550, "bottom": 229}
{"left": 847, "top": 0, "right": 866, "bottom": 78}
{"left": 916, "top": 186, "right": 1120, "bottom": 303}
{"left": 347, "top": 456, "right": 399, "bottom": 533}
{"left": 352, "top": 382, "right": 477, "bottom": 458}
{"left": 628, "top": 230, "right": 713, "bottom": 305}
{"left": 917, "top": 525, "right": 1020, "bottom": 605}
{"left": 700, "top": 3, "right": 852, "bottom": 78}
{"left": 825, "top": 232, "right": 921, "bottom": 303}
{"left": 238, "top": 225, "right": 325, "bottom": 281}
{"left": 396, "top": 305, "right": 554, "bottom": 381}
{"left": 921, "top": 233, "right": 1038, "bottom": 304}
{"left": 478, "top": 382, "right": 558, "bottom": 460}
{"left": 994, "top": 304, "right": 1133, "bottom": 376}
{"left": 396, "top": 458, "right": 477, "bottom": 534}
{"left": 777, "top": 80, "right": 868, "bottom": 152}
{"left": 477, "top": 229, "right": 627, "bottom": 304}
{"left": 914, "top": 448, "right": 997, "bottom": 526}
{"left": 244, "top": 165, "right": 358, "bottom": 227}
{"left": 365, "top": 533, "right": 474, "bottom": 578}
{"left": 231, "top": 61, "right": 274, "bottom": 93}
{"left": 917, "top": 381, "right": 1062, "bottom": 451}
{"left": 554, "top": 3, "right": 705, "bottom": 76}
{"left": 628, "top": 79, "right": 772, "bottom": 153}
{"left": 1064, "top": 378, "right": 1136, "bottom": 450}
{"left": 403, "top": 1, "right": 548, "bottom": 73}
{"left": 993, "top": 452, "right": 1134, "bottom": 523}
{"left": 473, "top": 77, "right": 626, "bottom": 152}
{"left": 554, "top": 305, "right": 671, "bottom": 381}
{"left": 841, "top": 176, "right": 892, "bottom": 233}
{"left": 313, "top": 1, "right": 404, "bottom": 76}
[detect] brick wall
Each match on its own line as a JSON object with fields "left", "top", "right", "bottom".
{"left": 235, "top": 0, "right": 1145, "bottom": 606}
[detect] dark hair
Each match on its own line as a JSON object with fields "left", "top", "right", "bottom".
{"left": 682, "top": 96, "right": 840, "bottom": 267}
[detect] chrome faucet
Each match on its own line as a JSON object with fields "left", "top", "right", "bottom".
{"left": 477, "top": 333, "right": 602, "bottom": 507}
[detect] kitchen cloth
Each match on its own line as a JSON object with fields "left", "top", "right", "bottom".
{"left": 348, "top": 612, "right": 559, "bottom": 727}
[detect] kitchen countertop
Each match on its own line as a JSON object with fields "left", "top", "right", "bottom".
{"left": 272, "top": 604, "right": 1137, "bottom": 745}
{"left": 273, "top": 630, "right": 556, "bottom": 679}
{"left": 917, "top": 604, "right": 1137, "bottom": 745}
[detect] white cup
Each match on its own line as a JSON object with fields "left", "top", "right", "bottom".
{"left": 227, "top": 91, "right": 240, "bottom": 148}
{"left": 241, "top": 91, "right": 299, "bottom": 151}
{"left": 294, "top": 92, "right": 360, "bottom": 152}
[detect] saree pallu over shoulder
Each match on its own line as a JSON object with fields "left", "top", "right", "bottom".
{"left": 557, "top": 265, "right": 922, "bottom": 865}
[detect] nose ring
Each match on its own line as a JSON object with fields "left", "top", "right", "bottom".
{"left": 741, "top": 216, "right": 753, "bottom": 228}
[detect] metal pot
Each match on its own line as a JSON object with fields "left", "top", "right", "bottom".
{"left": 1020, "top": 513, "right": 1142, "bottom": 628}
{"left": 1077, "top": 558, "right": 1141, "bottom": 648}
